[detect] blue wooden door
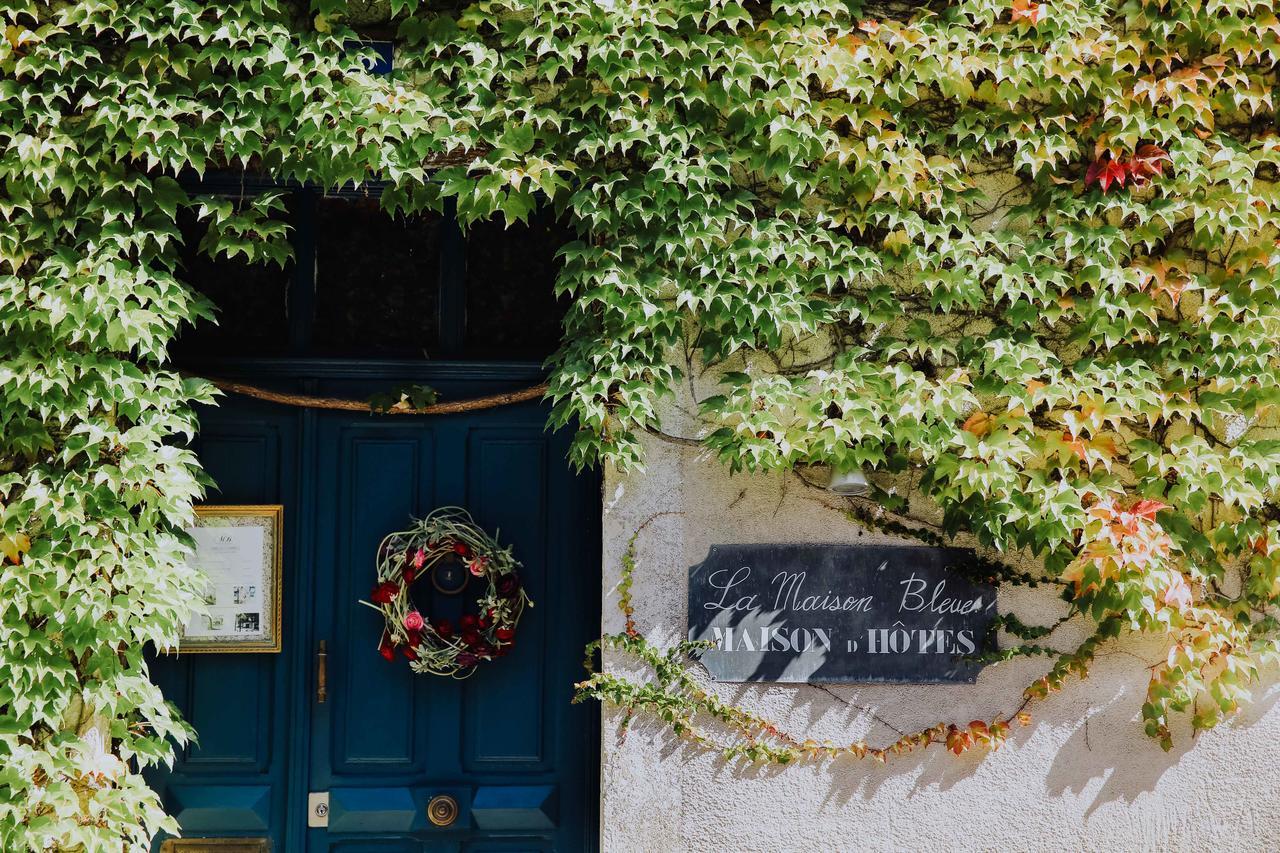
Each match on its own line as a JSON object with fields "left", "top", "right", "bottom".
{"left": 308, "top": 402, "right": 598, "bottom": 852}
{"left": 148, "top": 374, "right": 600, "bottom": 853}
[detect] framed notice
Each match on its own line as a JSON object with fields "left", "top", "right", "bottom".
{"left": 179, "top": 505, "right": 283, "bottom": 653}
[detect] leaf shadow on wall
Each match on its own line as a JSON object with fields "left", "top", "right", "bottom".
{"left": 1040, "top": 673, "right": 1280, "bottom": 820}
{"left": 607, "top": 611, "right": 1280, "bottom": 813}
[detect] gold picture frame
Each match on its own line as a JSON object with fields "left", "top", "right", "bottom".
{"left": 178, "top": 505, "right": 283, "bottom": 654}
{"left": 160, "top": 839, "right": 271, "bottom": 853}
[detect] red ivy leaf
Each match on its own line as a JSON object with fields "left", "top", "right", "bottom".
{"left": 1101, "top": 159, "right": 1128, "bottom": 192}
{"left": 1129, "top": 499, "right": 1169, "bottom": 520}
{"left": 1084, "top": 158, "right": 1104, "bottom": 187}
{"left": 1086, "top": 146, "right": 1169, "bottom": 194}
{"left": 1133, "top": 143, "right": 1169, "bottom": 174}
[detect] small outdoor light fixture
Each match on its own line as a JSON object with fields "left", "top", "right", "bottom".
{"left": 828, "top": 464, "right": 873, "bottom": 497}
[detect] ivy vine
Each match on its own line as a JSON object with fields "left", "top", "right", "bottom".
{"left": 2, "top": 0, "right": 1279, "bottom": 847}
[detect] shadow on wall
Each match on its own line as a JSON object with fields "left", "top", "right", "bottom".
{"left": 604, "top": 638, "right": 1280, "bottom": 820}
{"left": 1039, "top": 674, "right": 1280, "bottom": 820}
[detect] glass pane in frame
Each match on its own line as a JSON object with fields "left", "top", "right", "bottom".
{"left": 312, "top": 196, "right": 443, "bottom": 358}
{"left": 178, "top": 505, "right": 283, "bottom": 654}
{"left": 462, "top": 205, "right": 573, "bottom": 360}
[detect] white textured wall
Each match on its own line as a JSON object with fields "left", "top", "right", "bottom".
{"left": 598, "top": 389, "right": 1280, "bottom": 853}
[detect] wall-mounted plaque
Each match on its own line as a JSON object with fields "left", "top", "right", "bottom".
{"left": 688, "top": 544, "right": 997, "bottom": 683}
{"left": 179, "top": 505, "right": 283, "bottom": 653}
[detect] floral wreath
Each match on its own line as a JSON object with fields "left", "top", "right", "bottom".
{"left": 361, "top": 507, "right": 531, "bottom": 678}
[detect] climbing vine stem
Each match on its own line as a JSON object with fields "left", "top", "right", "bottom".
{"left": 575, "top": 514, "right": 1070, "bottom": 764}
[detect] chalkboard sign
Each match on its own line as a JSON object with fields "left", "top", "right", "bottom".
{"left": 688, "top": 544, "right": 997, "bottom": 684}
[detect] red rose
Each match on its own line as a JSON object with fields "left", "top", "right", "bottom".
{"left": 434, "top": 619, "right": 453, "bottom": 639}
{"left": 459, "top": 613, "right": 478, "bottom": 630}
{"left": 478, "top": 613, "right": 491, "bottom": 629}
{"left": 370, "top": 581, "right": 399, "bottom": 604}
{"left": 453, "top": 542, "right": 470, "bottom": 557}
{"left": 461, "top": 629, "right": 480, "bottom": 646}
{"left": 406, "top": 630, "right": 421, "bottom": 647}
{"left": 496, "top": 575, "right": 519, "bottom": 597}
{"left": 495, "top": 627, "right": 515, "bottom": 643}
{"left": 378, "top": 632, "right": 395, "bottom": 662}
{"left": 402, "top": 645, "right": 418, "bottom": 662}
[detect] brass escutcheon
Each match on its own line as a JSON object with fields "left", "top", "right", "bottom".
{"left": 431, "top": 556, "right": 469, "bottom": 595}
{"left": 427, "top": 793, "right": 459, "bottom": 827}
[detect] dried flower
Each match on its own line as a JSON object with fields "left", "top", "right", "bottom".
{"left": 370, "top": 581, "right": 399, "bottom": 604}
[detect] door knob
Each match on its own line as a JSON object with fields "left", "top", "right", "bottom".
{"left": 427, "top": 794, "right": 459, "bottom": 827}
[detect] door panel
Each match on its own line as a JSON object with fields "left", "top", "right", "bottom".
{"left": 328, "top": 426, "right": 436, "bottom": 776}
{"left": 146, "top": 405, "right": 300, "bottom": 850}
{"left": 463, "top": 431, "right": 549, "bottom": 772}
{"left": 149, "top": 382, "right": 599, "bottom": 853}
{"left": 181, "top": 656, "right": 274, "bottom": 771}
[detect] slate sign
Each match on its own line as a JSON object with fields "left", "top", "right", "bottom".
{"left": 688, "top": 544, "right": 997, "bottom": 684}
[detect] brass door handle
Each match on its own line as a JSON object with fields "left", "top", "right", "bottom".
{"left": 316, "top": 640, "right": 327, "bottom": 704}
{"left": 427, "top": 794, "right": 458, "bottom": 827}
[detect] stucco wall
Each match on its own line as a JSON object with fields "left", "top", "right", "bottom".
{"left": 598, "top": 386, "right": 1280, "bottom": 853}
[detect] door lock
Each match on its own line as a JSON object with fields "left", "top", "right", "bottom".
{"left": 307, "top": 792, "right": 329, "bottom": 828}
{"left": 427, "top": 794, "right": 459, "bottom": 827}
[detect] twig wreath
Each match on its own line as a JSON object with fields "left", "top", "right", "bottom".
{"left": 361, "top": 507, "right": 531, "bottom": 678}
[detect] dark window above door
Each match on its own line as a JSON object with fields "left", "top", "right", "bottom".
{"left": 463, "top": 204, "right": 573, "bottom": 359}
{"left": 311, "top": 197, "right": 443, "bottom": 359}
{"left": 174, "top": 203, "right": 295, "bottom": 357}
{"left": 172, "top": 181, "right": 573, "bottom": 364}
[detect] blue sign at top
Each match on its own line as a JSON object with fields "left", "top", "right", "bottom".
{"left": 345, "top": 40, "right": 394, "bottom": 75}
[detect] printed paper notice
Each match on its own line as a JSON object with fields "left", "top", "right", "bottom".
{"left": 185, "top": 525, "right": 267, "bottom": 641}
